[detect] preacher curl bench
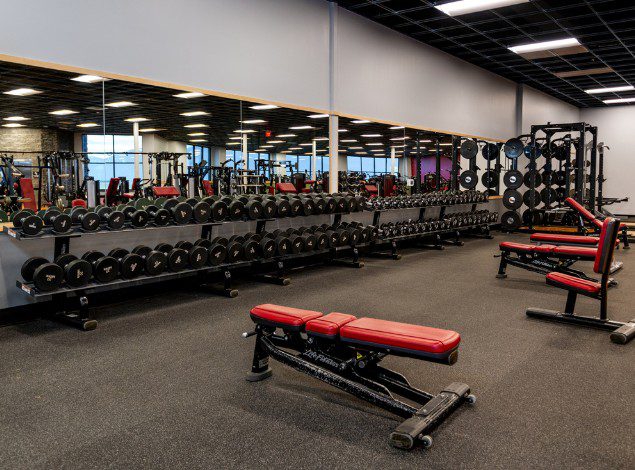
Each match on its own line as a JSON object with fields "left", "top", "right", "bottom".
{"left": 527, "top": 218, "right": 635, "bottom": 344}
{"left": 244, "top": 304, "right": 474, "bottom": 450}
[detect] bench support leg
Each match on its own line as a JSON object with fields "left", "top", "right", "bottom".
{"left": 246, "top": 332, "right": 273, "bottom": 382}
{"left": 46, "top": 294, "right": 97, "bottom": 331}
{"left": 496, "top": 253, "right": 508, "bottom": 278}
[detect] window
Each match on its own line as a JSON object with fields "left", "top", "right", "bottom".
{"left": 84, "top": 134, "right": 142, "bottom": 185}
{"left": 361, "top": 157, "right": 375, "bottom": 175}
{"left": 375, "top": 158, "right": 387, "bottom": 174}
{"left": 347, "top": 156, "right": 362, "bottom": 173}
{"left": 298, "top": 155, "right": 311, "bottom": 174}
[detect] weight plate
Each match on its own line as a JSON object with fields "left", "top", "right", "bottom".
{"left": 167, "top": 248, "right": 188, "bottom": 271}
{"left": 482, "top": 143, "right": 499, "bottom": 161}
{"left": 323, "top": 197, "right": 336, "bottom": 214}
{"left": 288, "top": 235, "right": 305, "bottom": 254}
{"left": 503, "top": 189, "right": 522, "bottom": 210}
{"left": 274, "top": 236, "right": 291, "bottom": 255}
{"left": 64, "top": 259, "right": 92, "bottom": 287}
{"left": 21, "top": 257, "right": 49, "bottom": 281}
{"left": 522, "top": 209, "right": 544, "bottom": 226}
{"left": 185, "top": 198, "right": 198, "bottom": 207}
{"left": 460, "top": 140, "right": 477, "bottom": 159}
{"left": 192, "top": 201, "right": 211, "bottom": 223}
{"left": 302, "top": 233, "right": 317, "bottom": 251}
{"left": 108, "top": 211, "right": 126, "bottom": 229}
{"left": 289, "top": 198, "right": 303, "bottom": 216}
{"left": 523, "top": 144, "right": 542, "bottom": 159}
{"left": 155, "top": 197, "right": 167, "bottom": 207}
{"left": 211, "top": 236, "right": 229, "bottom": 247}
{"left": 163, "top": 199, "right": 178, "bottom": 211}
{"left": 11, "top": 210, "right": 30, "bottom": 228}
{"left": 189, "top": 246, "right": 208, "bottom": 268}
{"left": 82, "top": 250, "right": 105, "bottom": 265}
{"left": 501, "top": 211, "right": 521, "bottom": 230}
{"left": 228, "top": 200, "right": 245, "bottom": 220}
{"left": 226, "top": 242, "right": 244, "bottom": 263}
{"left": 109, "top": 248, "right": 130, "bottom": 259}
{"left": 481, "top": 170, "right": 499, "bottom": 189}
{"left": 555, "top": 170, "right": 567, "bottom": 186}
{"left": 245, "top": 200, "right": 263, "bottom": 220}
{"left": 20, "top": 215, "right": 43, "bottom": 236}
{"left": 523, "top": 189, "right": 542, "bottom": 207}
{"left": 542, "top": 170, "right": 553, "bottom": 187}
{"left": 301, "top": 199, "right": 315, "bottom": 216}
{"left": 313, "top": 198, "right": 325, "bottom": 215}
{"left": 93, "top": 256, "right": 119, "bottom": 283}
{"left": 32, "top": 263, "right": 64, "bottom": 292}
{"left": 134, "top": 198, "right": 151, "bottom": 210}
{"left": 555, "top": 187, "right": 566, "bottom": 202}
{"left": 504, "top": 138, "right": 523, "bottom": 159}
{"left": 242, "top": 240, "right": 259, "bottom": 261}
{"left": 523, "top": 171, "right": 542, "bottom": 188}
{"left": 81, "top": 212, "right": 101, "bottom": 232}
{"left": 261, "top": 199, "right": 276, "bottom": 218}
{"left": 459, "top": 170, "right": 478, "bottom": 190}
{"left": 97, "top": 206, "right": 112, "bottom": 218}
{"left": 51, "top": 213, "right": 72, "bottom": 233}
{"left": 171, "top": 202, "right": 193, "bottom": 225}
{"left": 145, "top": 251, "right": 168, "bottom": 275}
{"left": 211, "top": 200, "right": 228, "bottom": 221}
{"left": 552, "top": 144, "right": 567, "bottom": 161}
{"left": 540, "top": 187, "right": 558, "bottom": 206}
{"left": 194, "top": 238, "right": 212, "bottom": 248}
{"left": 208, "top": 243, "right": 228, "bottom": 266}
{"left": 503, "top": 170, "right": 522, "bottom": 189}
{"left": 121, "top": 253, "right": 144, "bottom": 279}
{"left": 129, "top": 210, "right": 150, "bottom": 228}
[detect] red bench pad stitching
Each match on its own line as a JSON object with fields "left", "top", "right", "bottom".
{"left": 306, "top": 312, "right": 357, "bottom": 337}
{"left": 250, "top": 304, "right": 323, "bottom": 327}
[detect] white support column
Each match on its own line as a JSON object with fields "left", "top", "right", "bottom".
{"left": 328, "top": 114, "right": 339, "bottom": 193}
{"left": 311, "top": 140, "right": 317, "bottom": 181}
{"left": 133, "top": 122, "right": 140, "bottom": 179}
{"left": 211, "top": 146, "right": 225, "bottom": 167}
{"left": 390, "top": 147, "right": 397, "bottom": 175}
{"left": 241, "top": 134, "right": 248, "bottom": 169}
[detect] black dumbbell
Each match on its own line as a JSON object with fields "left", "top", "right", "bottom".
{"left": 21, "top": 257, "right": 63, "bottom": 292}
{"left": 195, "top": 238, "right": 228, "bottom": 266}
{"left": 121, "top": 205, "right": 150, "bottom": 228}
{"left": 145, "top": 204, "right": 171, "bottom": 226}
{"left": 42, "top": 209, "right": 72, "bottom": 233}
{"left": 221, "top": 197, "right": 244, "bottom": 221}
{"left": 12, "top": 210, "right": 43, "bottom": 236}
{"left": 154, "top": 243, "right": 189, "bottom": 271}
{"left": 202, "top": 197, "right": 228, "bottom": 221}
{"left": 264, "top": 232, "right": 291, "bottom": 256}
{"left": 95, "top": 206, "right": 126, "bottom": 230}
{"left": 131, "top": 245, "right": 168, "bottom": 275}
{"left": 70, "top": 207, "right": 101, "bottom": 232}
{"left": 81, "top": 251, "right": 120, "bottom": 283}
{"left": 54, "top": 253, "right": 92, "bottom": 287}
{"left": 108, "top": 248, "right": 144, "bottom": 279}
{"left": 186, "top": 199, "right": 211, "bottom": 224}
{"left": 174, "top": 241, "right": 209, "bottom": 268}
{"left": 163, "top": 199, "right": 192, "bottom": 225}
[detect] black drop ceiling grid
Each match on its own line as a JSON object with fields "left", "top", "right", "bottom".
{"left": 336, "top": 0, "right": 635, "bottom": 108}
{"left": 0, "top": 60, "right": 458, "bottom": 157}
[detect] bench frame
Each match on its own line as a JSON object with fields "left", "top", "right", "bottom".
{"left": 245, "top": 323, "right": 473, "bottom": 450}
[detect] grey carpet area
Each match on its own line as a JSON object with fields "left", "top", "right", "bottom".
{"left": 0, "top": 232, "right": 633, "bottom": 469}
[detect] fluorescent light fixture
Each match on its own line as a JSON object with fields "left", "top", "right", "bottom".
{"left": 277, "top": 134, "right": 296, "bottom": 138}
{"left": 299, "top": 143, "right": 313, "bottom": 147}
{"left": 106, "top": 101, "right": 135, "bottom": 108}
{"left": 261, "top": 145, "right": 274, "bottom": 148}
{"left": 2, "top": 123, "right": 24, "bottom": 128}
{"left": 289, "top": 147, "right": 303, "bottom": 150}
{"left": 436, "top": 0, "right": 529, "bottom": 17}
{"left": 233, "top": 129, "right": 255, "bottom": 133}
{"left": 281, "top": 150, "right": 292, "bottom": 154}
{"left": 316, "top": 149, "right": 327, "bottom": 153}
{"left": 603, "top": 98, "right": 635, "bottom": 104}
{"left": 361, "top": 134, "right": 382, "bottom": 138}
{"left": 389, "top": 126, "right": 405, "bottom": 130}
{"left": 185, "top": 124, "right": 208, "bottom": 128}
{"left": 49, "top": 109, "right": 78, "bottom": 115}
{"left": 308, "top": 114, "right": 329, "bottom": 118}
{"left": 240, "top": 119, "right": 266, "bottom": 124}
{"left": 338, "top": 128, "right": 348, "bottom": 133}
{"left": 585, "top": 85, "right": 634, "bottom": 94}
{"left": 3, "top": 88, "right": 41, "bottom": 96}
{"left": 228, "top": 136, "right": 243, "bottom": 140}
{"left": 139, "top": 128, "right": 165, "bottom": 133}
{"left": 348, "top": 146, "right": 363, "bottom": 150}
{"left": 440, "top": 143, "right": 453, "bottom": 146}
{"left": 71, "top": 74, "right": 107, "bottom": 83}
{"left": 356, "top": 152, "right": 368, "bottom": 155}
{"left": 366, "top": 143, "right": 383, "bottom": 146}
{"left": 77, "top": 123, "right": 100, "bottom": 128}
{"left": 289, "top": 125, "right": 314, "bottom": 130}
{"left": 3, "top": 116, "right": 29, "bottom": 121}
{"left": 370, "top": 149, "right": 384, "bottom": 153}
{"left": 124, "top": 117, "right": 149, "bottom": 122}
{"left": 390, "top": 136, "right": 409, "bottom": 141}
{"left": 391, "top": 145, "right": 406, "bottom": 148}
{"left": 351, "top": 120, "right": 370, "bottom": 124}
{"left": 255, "top": 148, "right": 267, "bottom": 152}
{"left": 267, "top": 140, "right": 284, "bottom": 144}
{"left": 174, "top": 91, "right": 204, "bottom": 99}
{"left": 341, "top": 139, "right": 357, "bottom": 143}
{"left": 180, "top": 111, "right": 209, "bottom": 116}
{"left": 188, "top": 132, "right": 207, "bottom": 136}
{"left": 250, "top": 104, "right": 279, "bottom": 110}
{"left": 190, "top": 139, "right": 207, "bottom": 143}
{"left": 509, "top": 37, "right": 579, "bottom": 54}
{"left": 226, "top": 142, "right": 241, "bottom": 146}
{"left": 313, "top": 137, "right": 329, "bottom": 141}
{"left": 419, "top": 139, "right": 433, "bottom": 143}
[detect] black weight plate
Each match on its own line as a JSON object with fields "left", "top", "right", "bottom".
{"left": 301, "top": 199, "right": 315, "bottom": 216}
{"left": 108, "top": 248, "right": 129, "bottom": 259}
{"left": 12, "top": 210, "right": 30, "bottom": 228}
{"left": 315, "top": 232, "right": 329, "bottom": 250}
{"left": 459, "top": 170, "right": 478, "bottom": 190}
{"left": 301, "top": 233, "right": 317, "bottom": 251}
{"left": 523, "top": 189, "right": 542, "bottom": 207}
{"left": 334, "top": 197, "right": 349, "bottom": 213}
{"left": 552, "top": 144, "right": 567, "bottom": 161}
{"left": 522, "top": 209, "right": 543, "bottom": 226}
{"left": 81, "top": 212, "right": 101, "bottom": 232}
{"left": 288, "top": 235, "right": 304, "bottom": 254}
{"left": 336, "top": 230, "right": 350, "bottom": 246}
{"left": 540, "top": 143, "right": 551, "bottom": 158}
{"left": 82, "top": 250, "right": 105, "bottom": 264}
{"left": 194, "top": 238, "right": 212, "bottom": 248}
{"left": 540, "top": 187, "right": 558, "bottom": 206}
{"left": 70, "top": 207, "right": 87, "bottom": 224}
{"left": 228, "top": 200, "right": 245, "bottom": 220}
{"left": 555, "top": 187, "right": 566, "bottom": 202}
{"left": 163, "top": 198, "right": 178, "bottom": 210}
{"left": 555, "top": 170, "right": 567, "bottom": 186}
{"left": 51, "top": 213, "right": 72, "bottom": 233}
{"left": 325, "top": 230, "right": 340, "bottom": 247}
{"left": 348, "top": 228, "right": 361, "bottom": 246}
{"left": 32, "top": 263, "right": 63, "bottom": 292}
{"left": 289, "top": 198, "right": 303, "bottom": 216}
{"left": 323, "top": 197, "right": 336, "bottom": 214}
{"left": 211, "top": 200, "right": 228, "bottom": 221}
{"left": 171, "top": 202, "right": 193, "bottom": 225}
{"left": 245, "top": 200, "right": 263, "bottom": 220}
{"left": 523, "top": 171, "right": 542, "bottom": 188}
{"left": 108, "top": 211, "right": 126, "bottom": 229}
{"left": 55, "top": 253, "right": 77, "bottom": 268}
{"left": 185, "top": 198, "right": 198, "bottom": 207}
{"left": 542, "top": 170, "right": 553, "bottom": 187}
{"left": 503, "top": 170, "right": 523, "bottom": 190}
{"left": 175, "top": 241, "right": 194, "bottom": 250}
{"left": 20, "top": 215, "right": 43, "bottom": 236}
{"left": 502, "top": 189, "right": 522, "bottom": 210}
{"left": 460, "top": 140, "right": 477, "bottom": 159}
{"left": 501, "top": 211, "right": 521, "bottom": 230}
{"left": 226, "top": 242, "right": 243, "bottom": 263}
{"left": 504, "top": 138, "right": 523, "bottom": 159}
{"left": 523, "top": 144, "right": 542, "bottom": 159}
{"left": 93, "top": 256, "right": 119, "bottom": 283}
{"left": 208, "top": 243, "right": 227, "bottom": 266}
{"left": 189, "top": 246, "right": 208, "bottom": 268}
{"left": 481, "top": 170, "right": 499, "bottom": 189}
{"left": 121, "top": 253, "right": 144, "bottom": 279}
{"left": 167, "top": 248, "right": 189, "bottom": 271}
{"left": 210, "top": 236, "right": 228, "bottom": 247}
{"left": 259, "top": 238, "right": 276, "bottom": 259}
{"left": 97, "top": 206, "right": 112, "bottom": 218}
{"left": 21, "top": 257, "right": 49, "bottom": 281}
{"left": 192, "top": 201, "right": 211, "bottom": 223}
{"left": 154, "top": 243, "right": 173, "bottom": 254}
{"left": 242, "top": 240, "right": 259, "bottom": 261}
{"left": 274, "top": 237, "right": 291, "bottom": 256}
{"left": 64, "top": 259, "right": 92, "bottom": 287}
{"left": 262, "top": 199, "right": 277, "bottom": 218}
{"left": 132, "top": 245, "right": 153, "bottom": 257}
{"left": 276, "top": 199, "right": 291, "bottom": 218}
{"left": 145, "top": 251, "right": 167, "bottom": 275}
{"left": 482, "top": 143, "right": 500, "bottom": 160}
{"left": 313, "top": 198, "right": 326, "bottom": 215}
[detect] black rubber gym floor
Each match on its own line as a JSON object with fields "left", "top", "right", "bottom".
{"left": 0, "top": 233, "right": 633, "bottom": 469}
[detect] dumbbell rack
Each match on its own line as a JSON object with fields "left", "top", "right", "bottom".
{"left": 368, "top": 201, "right": 492, "bottom": 260}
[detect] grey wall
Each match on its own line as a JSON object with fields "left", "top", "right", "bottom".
{"left": 580, "top": 106, "right": 635, "bottom": 215}
{"left": 521, "top": 85, "right": 581, "bottom": 134}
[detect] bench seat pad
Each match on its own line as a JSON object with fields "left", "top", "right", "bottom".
{"left": 530, "top": 233, "right": 599, "bottom": 245}
{"left": 500, "top": 241, "right": 556, "bottom": 254}
{"left": 546, "top": 272, "right": 601, "bottom": 295}
{"left": 306, "top": 312, "right": 357, "bottom": 338}
{"left": 552, "top": 245, "right": 597, "bottom": 258}
{"left": 250, "top": 304, "right": 323, "bottom": 329}
{"left": 339, "top": 318, "right": 460, "bottom": 355}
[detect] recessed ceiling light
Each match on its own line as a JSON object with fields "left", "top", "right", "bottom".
{"left": 391, "top": 145, "right": 406, "bottom": 148}
{"left": 348, "top": 146, "right": 363, "bottom": 150}
{"left": 190, "top": 139, "right": 207, "bottom": 143}
{"left": 180, "top": 111, "right": 209, "bottom": 116}
{"left": 261, "top": 145, "right": 274, "bottom": 148}
{"left": 390, "top": 136, "right": 409, "bottom": 141}
{"left": 240, "top": 119, "right": 267, "bottom": 124}
{"left": 3, "top": 88, "right": 41, "bottom": 96}
{"left": 585, "top": 85, "right": 634, "bottom": 94}
{"left": 356, "top": 152, "right": 368, "bottom": 155}
{"left": 361, "top": 134, "right": 382, "bottom": 138}
{"left": 267, "top": 140, "right": 284, "bottom": 144}
{"left": 341, "top": 139, "right": 357, "bottom": 143}
{"left": 419, "top": 139, "right": 433, "bottom": 143}
{"left": 509, "top": 37, "right": 579, "bottom": 54}
{"left": 366, "top": 143, "right": 383, "bottom": 146}
{"left": 226, "top": 142, "right": 241, "bottom": 146}
{"left": 299, "top": 143, "right": 313, "bottom": 147}
{"left": 250, "top": 104, "right": 279, "bottom": 110}
{"left": 603, "top": 98, "right": 635, "bottom": 104}
{"left": 316, "top": 149, "right": 327, "bottom": 153}
{"left": 313, "top": 137, "right": 329, "bottom": 141}
{"left": 71, "top": 74, "right": 108, "bottom": 83}
{"left": 139, "top": 128, "right": 165, "bottom": 133}
{"left": 254, "top": 148, "right": 267, "bottom": 152}
{"left": 289, "top": 147, "right": 303, "bottom": 150}
{"left": 439, "top": 143, "right": 453, "bottom": 146}
{"left": 185, "top": 124, "right": 208, "bottom": 128}
{"left": 389, "top": 126, "right": 405, "bottom": 130}
{"left": 436, "top": 0, "right": 529, "bottom": 17}
{"left": 174, "top": 91, "right": 205, "bottom": 99}
{"left": 289, "top": 125, "right": 314, "bottom": 130}
{"left": 338, "top": 129, "right": 348, "bottom": 132}
{"left": 228, "top": 136, "right": 243, "bottom": 140}
{"left": 2, "top": 123, "right": 25, "bottom": 128}
{"left": 351, "top": 120, "right": 370, "bottom": 124}
{"left": 277, "top": 134, "right": 296, "bottom": 138}
{"left": 124, "top": 117, "right": 149, "bottom": 122}
{"left": 106, "top": 101, "right": 135, "bottom": 108}
{"left": 3, "top": 116, "right": 29, "bottom": 121}
{"left": 308, "top": 114, "right": 329, "bottom": 118}
{"left": 370, "top": 149, "right": 384, "bottom": 153}
{"left": 77, "top": 123, "right": 100, "bottom": 128}
{"left": 49, "top": 109, "right": 78, "bottom": 115}
{"left": 234, "top": 129, "right": 256, "bottom": 133}
{"left": 188, "top": 132, "right": 207, "bottom": 136}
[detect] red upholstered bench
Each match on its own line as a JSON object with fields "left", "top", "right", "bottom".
{"left": 245, "top": 304, "right": 473, "bottom": 449}
{"left": 530, "top": 233, "right": 600, "bottom": 245}
{"left": 152, "top": 186, "right": 180, "bottom": 198}
{"left": 275, "top": 182, "right": 298, "bottom": 194}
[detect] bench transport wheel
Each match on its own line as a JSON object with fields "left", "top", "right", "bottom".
{"left": 420, "top": 435, "right": 433, "bottom": 449}
{"left": 466, "top": 394, "right": 476, "bottom": 404}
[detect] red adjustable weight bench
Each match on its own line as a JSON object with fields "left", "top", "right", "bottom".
{"left": 244, "top": 304, "right": 474, "bottom": 450}
{"left": 526, "top": 218, "right": 635, "bottom": 344}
